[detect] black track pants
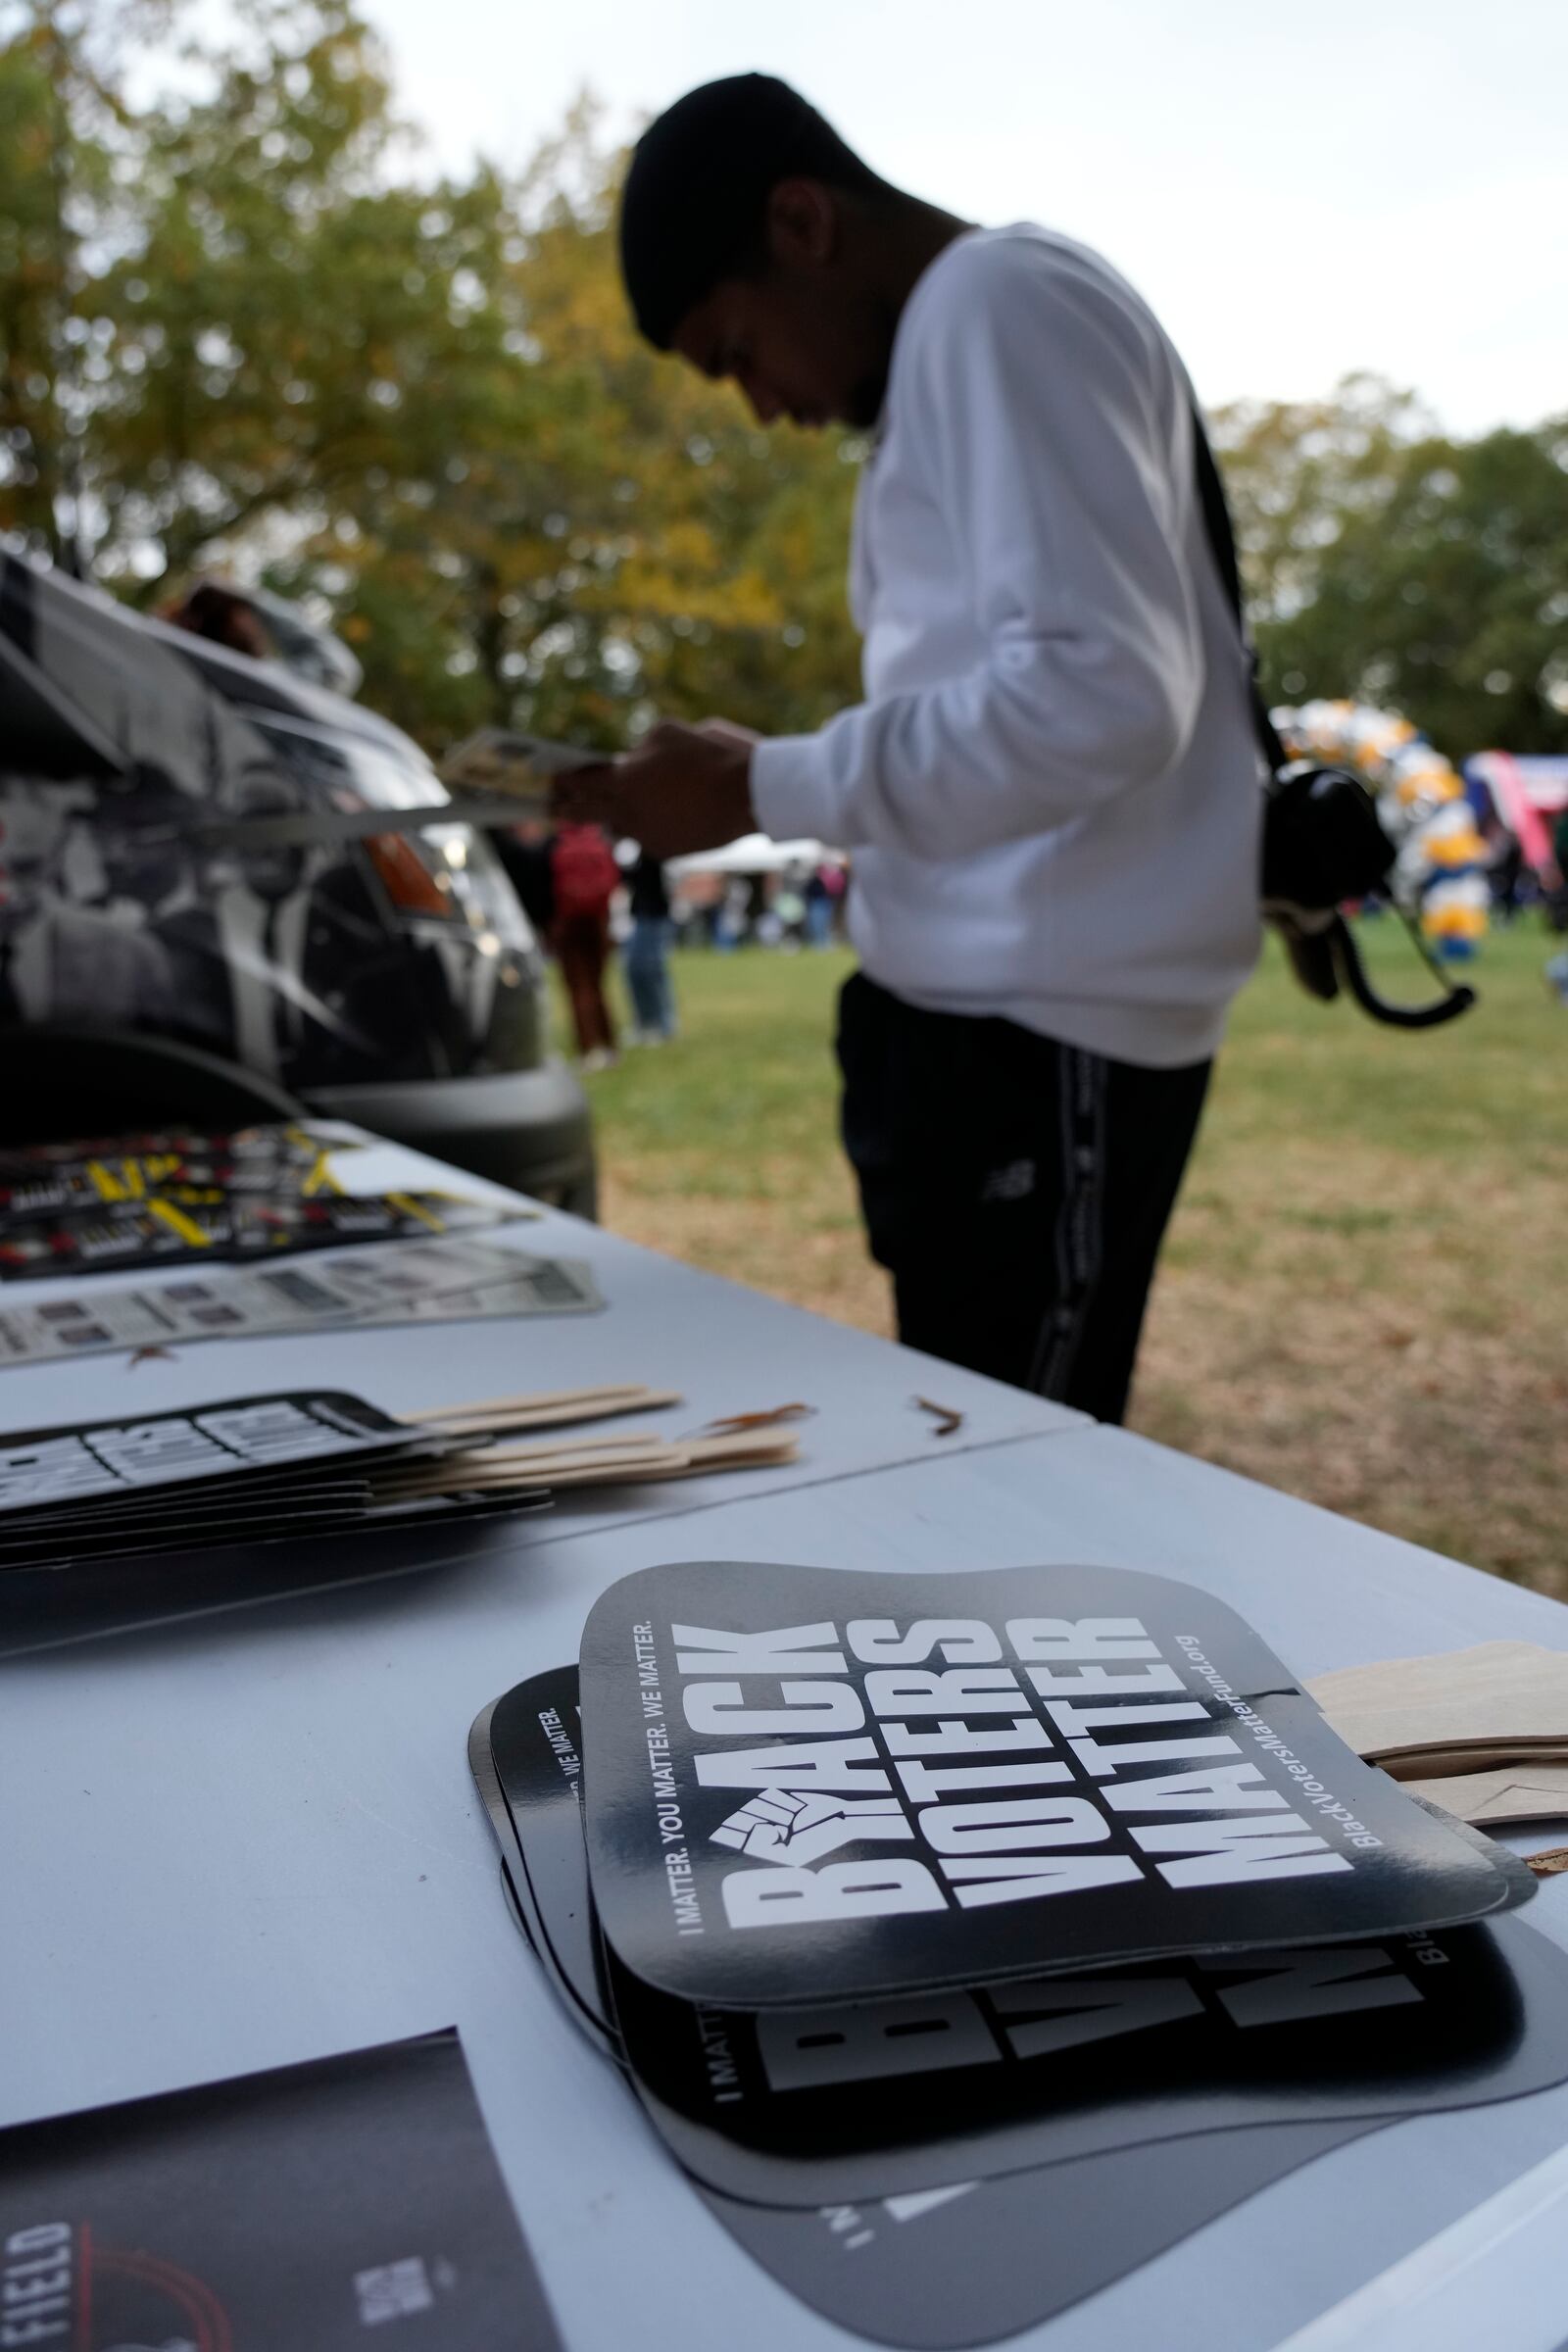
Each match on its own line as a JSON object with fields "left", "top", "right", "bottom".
{"left": 835, "top": 971, "right": 1211, "bottom": 1424}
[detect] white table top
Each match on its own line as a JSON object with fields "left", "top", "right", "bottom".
{"left": 4, "top": 1138, "right": 1567, "bottom": 2351}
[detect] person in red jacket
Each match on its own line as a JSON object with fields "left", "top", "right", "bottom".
{"left": 550, "top": 821, "right": 620, "bottom": 1068}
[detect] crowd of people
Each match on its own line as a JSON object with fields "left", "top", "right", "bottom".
{"left": 493, "top": 817, "right": 849, "bottom": 1068}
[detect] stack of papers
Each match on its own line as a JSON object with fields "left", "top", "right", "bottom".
{"left": 1307, "top": 1642, "right": 1568, "bottom": 1824}
{"left": 0, "top": 1236, "right": 601, "bottom": 1369}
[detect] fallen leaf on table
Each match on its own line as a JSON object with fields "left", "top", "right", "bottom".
{"left": 1526, "top": 1847, "right": 1568, "bottom": 1877}
{"left": 127, "top": 1346, "right": 176, "bottom": 1366}
{"left": 696, "top": 1404, "right": 814, "bottom": 1436}
{"left": 914, "top": 1396, "right": 964, "bottom": 1438}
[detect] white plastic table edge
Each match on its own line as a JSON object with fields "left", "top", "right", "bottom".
{"left": 1269, "top": 2136, "right": 1568, "bottom": 2352}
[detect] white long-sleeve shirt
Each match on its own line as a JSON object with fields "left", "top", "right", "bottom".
{"left": 750, "top": 223, "right": 1262, "bottom": 1067}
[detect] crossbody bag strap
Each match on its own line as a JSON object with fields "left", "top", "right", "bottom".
{"left": 1188, "top": 404, "right": 1289, "bottom": 776}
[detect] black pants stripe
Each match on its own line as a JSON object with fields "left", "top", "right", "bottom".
{"left": 1029, "top": 1043, "right": 1108, "bottom": 1398}
{"left": 835, "top": 972, "right": 1211, "bottom": 1425}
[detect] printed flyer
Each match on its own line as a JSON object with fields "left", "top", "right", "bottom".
{"left": 0, "top": 2032, "right": 562, "bottom": 2350}
{"left": 0, "top": 1391, "right": 427, "bottom": 1515}
{"left": 0, "top": 1238, "right": 602, "bottom": 1369}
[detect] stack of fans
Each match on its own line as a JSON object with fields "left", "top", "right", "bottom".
{"left": 0, "top": 1387, "right": 803, "bottom": 1578}
{"left": 473, "top": 1558, "right": 1568, "bottom": 2347}
{"left": 0, "top": 1388, "right": 548, "bottom": 1574}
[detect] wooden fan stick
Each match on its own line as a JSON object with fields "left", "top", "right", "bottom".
{"left": 407, "top": 1385, "right": 667, "bottom": 1422}
{"left": 368, "top": 1439, "right": 677, "bottom": 1483}
{"left": 369, "top": 1431, "right": 800, "bottom": 1498}
{"left": 414, "top": 1393, "right": 682, "bottom": 1439}
{"left": 519, "top": 1440, "right": 800, "bottom": 1490}
{"left": 451, "top": 1430, "right": 687, "bottom": 1465}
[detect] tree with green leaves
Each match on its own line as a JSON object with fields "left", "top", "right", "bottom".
{"left": 0, "top": 0, "right": 167, "bottom": 571}
{"left": 4, "top": 2, "right": 1560, "bottom": 767}
{"left": 0, "top": 5, "right": 861, "bottom": 751}
{"left": 1214, "top": 376, "right": 1568, "bottom": 757}
{"left": 291, "top": 100, "right": 863, "bottom": 752}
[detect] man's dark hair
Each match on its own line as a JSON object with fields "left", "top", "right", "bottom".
{"left": 618, "top": 74, "right": 888, "bottom": 350}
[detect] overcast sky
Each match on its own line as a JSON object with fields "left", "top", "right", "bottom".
{"left": 350, "top": 0, "right": 1566, "bottom": 436}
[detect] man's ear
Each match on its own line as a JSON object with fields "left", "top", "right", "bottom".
{"left": 766, "top": 177, "right": 839, "bottom": 269}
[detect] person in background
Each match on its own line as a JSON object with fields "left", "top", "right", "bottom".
{"left": 491, "top": 815, "right": 557, "bottom": 943}
{"left": 774, "top": 862, "right": 808, "bottom": 950}
{"left": 565, "top": 74, "right": 1261, "bottom": 1424}
{"left": 674, "top": 865, "right": 722, "bottom": 947}
{"left": 624, "top": 845, "right": 678, "bottom": 1043}
{"left": 714, "top": 877, "right": 752, "bottom": 953}
{"left": 1546, "top": 808, "right": 1568, "bottom": 934}
{"left": 161, "top": 576, "right": 364, "bottom": 695}
{"left": 1544, "top": 809, "right": 1568, "bottom": 1006}
{"left": 823, "top": 856, "right": 850, "bottom": 940}
{"left": 1487, "top": 833, "right": 1524, "bottom": 924}
{"left": 804, "top": 862, "right": 834, "bottom": 949}
{"left": 159, "top": 578, "right": 270, "bottom": 662}
{"left": 550, "top": 818, "right": 620, "bottom": 1069}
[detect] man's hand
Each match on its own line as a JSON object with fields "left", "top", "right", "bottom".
{"left": 552, "top": 719, "right": 757, "bottom": 858}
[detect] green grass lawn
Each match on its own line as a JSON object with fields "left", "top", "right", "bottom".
{"left": 563, "top": 918, "right": 1568, "bottom": 1596}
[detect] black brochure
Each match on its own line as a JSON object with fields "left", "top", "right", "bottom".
{"left": 0, "top": 1512, "right": 531, "bottom": 1656}
{"left": 0, "top": 2031, "right": 562, "bottom": 2349}
{"left": 0, "top": 1492, "right": 375, "bottom": 1570}
{"left": 579, "top": 1560, "right": 1526, "bottom": 2010}
{"left": 0, "top": 1487, "right": 543, "bottom": 1575}
{"left": 496, "top": 1847, "right": 539, "bottom": 1952}
{"left": 697, "top": 2119, "right": 1382, "bottom": 2349}
{"left": 608, "top": 1906, "right": 1568, "bottom": 2204}
{"left": 469, "top": 1677, "right": 616, "bottom": 2056}
{"left": 0, "top": 1472, "right": 376, "bottom": 1546}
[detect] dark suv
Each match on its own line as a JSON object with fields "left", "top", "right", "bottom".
{"left": 0, "top": 555, "right": 595, "bottom": 1213}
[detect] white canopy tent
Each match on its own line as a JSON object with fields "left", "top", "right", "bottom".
{"left": 665, "top": 832, "right": 841, "bottom": 877}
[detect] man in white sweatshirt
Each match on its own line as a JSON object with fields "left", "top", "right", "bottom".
{"left": 581, "top": 74, "right": 1261, "bottom": 1422}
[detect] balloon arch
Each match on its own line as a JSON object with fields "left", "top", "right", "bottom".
{"left": 1273, "top": 699, "right": 1490, "bottom": 958}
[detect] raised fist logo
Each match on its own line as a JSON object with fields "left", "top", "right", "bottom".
{"left": 710, "top": 1788, "right": 909, "bottom": 1865}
